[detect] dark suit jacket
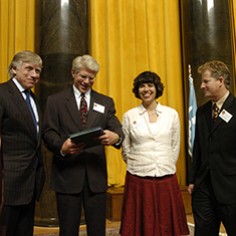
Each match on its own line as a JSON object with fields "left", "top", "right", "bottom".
{"left": 43, "top": 87, "right": 124, "bottom": 194}
{"left": 0, "top": 140, "right": 3, "bottom": 214}
{"left": 189, "top": 93, "right": 236, "bottom": 204}
{"left": 0, "top": 80, "right": 45, "bottom": 205}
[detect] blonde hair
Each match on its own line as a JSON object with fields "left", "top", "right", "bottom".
{"left": 198, "top": 60, "right": 231, "bottom": 89}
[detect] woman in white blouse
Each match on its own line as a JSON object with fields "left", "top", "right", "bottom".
{"left": 120, "top": 71, "right": 189, "bottom": 236}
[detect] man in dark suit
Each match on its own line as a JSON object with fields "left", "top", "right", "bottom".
{"left": 42, "top": 54, "right": 124, "bottom": 236}
{"left": 0, "top": 139, "right": 5, "bottom": 236}
{"left": 0, "top": 50, "right": 45, "bottom": 236}
{"left": 188, "top": 60, "right": 236, "bottom": 236}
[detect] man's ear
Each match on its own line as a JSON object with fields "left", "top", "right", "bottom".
{"left": 71, "top": 69, "right": 76, "bottom": 77}
{"left": 11, "top": 66, "right": 19, "bottom": 76}
{"left": 218, "top": 76, "right": 224, "bottom": 86}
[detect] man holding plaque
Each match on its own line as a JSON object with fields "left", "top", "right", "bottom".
{"left": 43, "top": 54, "right": 124, "bottom": 236}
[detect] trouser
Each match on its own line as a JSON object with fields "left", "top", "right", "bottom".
{"left": 192, "top": 173, "right": 236, "bottom": 236}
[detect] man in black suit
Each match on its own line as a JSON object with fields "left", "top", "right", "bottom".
{"left": 0, "top": 50, "right": 45, "bottom": 236}
{"left": 188, "top": 60, "right": 236, "bottom": 236}
{"left": 0, "top": 139, "right": 5, "bottom": 236}
{"left": 43, "top": 54, "right": 124, "bottom": 236}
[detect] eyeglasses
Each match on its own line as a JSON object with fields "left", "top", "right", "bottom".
{"left": 78, "top": 73, "right": 95, "bottom": 81}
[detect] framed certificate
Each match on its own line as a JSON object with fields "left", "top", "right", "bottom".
{"left": 69, "top": 127, "right": 104, "bottom": 148}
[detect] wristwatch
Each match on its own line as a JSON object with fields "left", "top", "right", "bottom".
{"left": 114, "top": 136, "right": 123, "bottom": 147}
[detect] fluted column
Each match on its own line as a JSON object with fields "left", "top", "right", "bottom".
{"left": 35, "top": 0, "right": 88, "bottom": 226}
{"left": 180, "top": 0, "right": 235, "bottom": 178}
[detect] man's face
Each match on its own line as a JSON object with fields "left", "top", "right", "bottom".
{"left": 13, "top": 62, "right": 41, "bottom": 90}
{"left": 72, "top": 68, "right": 96, "bottom": 93}
{"left": 200, "top": 70, "right": 223, "bottom": 101}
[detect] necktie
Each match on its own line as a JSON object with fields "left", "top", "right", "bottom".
{"left": 80, "top": 93, "right": 87, "bottom": 127}
{"left": 212, "top": 103, "right": 219, "bottom": 122}
{"left": 24, "top": 90, "right": 37, "bottom": 129}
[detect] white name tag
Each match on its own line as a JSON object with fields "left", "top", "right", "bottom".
{"left": 219, "top": 109, "right": 232, "bottom": 123}
{"left": 93, "top": 102, "right": 105, "bottom": 113}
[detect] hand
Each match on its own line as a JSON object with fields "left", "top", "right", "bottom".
{"left": 188, "top": 184, "right": 194, "bottom": 195}
{"left": 61, "top": 138, "right": 85, "bottom": 155}
{"left": 99, "top": 130, "right": 120, "bottom": 146}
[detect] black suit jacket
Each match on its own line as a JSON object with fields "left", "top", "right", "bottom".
{"left": 43, "top": 87, "right": 124, "bottom": 194}
{"left": 0, "top": 139, "right": 3, "bottom": 214}
{"left": 189, "top": 93, "right": 236, "bottom": 204}
{"left": 0, "top": 80, "right": 45, "bottom": 205}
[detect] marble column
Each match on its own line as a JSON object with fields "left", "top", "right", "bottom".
{"left": 180, "top": 0, "right": 235, "bottom": 105}
{"left": 180, "top": 0, "right": 235, "bottom": 179}
{"left": 35, "top": 0, "right": 88, "bottom": 226}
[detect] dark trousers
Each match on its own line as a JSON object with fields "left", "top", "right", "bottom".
{"left": 56, "top": 177, "right": 106, "bottom": 236}
{"left": 192, "top": 173, "right": 236, "bottom": 236}
{"left": 2, "top": 198, "right": 35, "bottom": 236}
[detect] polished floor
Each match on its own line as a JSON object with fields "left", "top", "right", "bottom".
{"left": 33, "top": 214, "right": 227, "bottom": 235}
{"left": 34, "top": 220, "right": 121, "bottom": 235}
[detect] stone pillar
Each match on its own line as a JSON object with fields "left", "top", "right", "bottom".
{"left": 35, "top": 0, "right": 88, "bottom": 226}
{"left": 180, "top": 0, "right": 235, "bottom": 105}
{"left": 180, "top": 0, "right": 235, "bottom": 179}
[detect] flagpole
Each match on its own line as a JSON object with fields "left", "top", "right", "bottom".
{"left": 188, "top": 64, "right": 191, "bottom": 77}
{"left": 188, "top": 65, "right": 197, "bottom": 158}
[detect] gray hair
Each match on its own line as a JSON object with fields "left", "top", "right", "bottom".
{"left": 72, "top": 55, "right": 99, "bottom": 74}
{"left": 8, "top": 50, "right": 43, "bottom": 77}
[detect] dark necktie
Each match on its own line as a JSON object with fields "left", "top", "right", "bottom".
{"left": 212, "top": 103, "right": 219, "bottom": 122}
{"left": 80, "top": 93, "right": 87, "bottom": 127}
{"left": 24, "top": 90, "right": 37, "bottom": 129}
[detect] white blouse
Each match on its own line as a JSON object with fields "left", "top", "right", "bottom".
{"left": 122, "top": 103, "right": 180, "bottom": 177}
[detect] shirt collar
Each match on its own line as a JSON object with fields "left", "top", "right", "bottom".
{"left": 138, "top": 102, "right": 162, "bottom": 116}
{"left": 12, "top": 78, "right": 25, "bottom": 93}
{"left": 213, "top": 90, "right": 230, "bottom": 110}
{"left": 73, "top": 85, "right": 91, "bottom": 98}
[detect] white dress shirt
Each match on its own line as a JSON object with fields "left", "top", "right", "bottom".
{"left": 122, "top": 103, "right": 180, "bottom": 177}
{"left": 12, "top": 78, "right": 39, "bottom": 132}
{"left": 73, "top": 85, "right": 91, "bottom": 110}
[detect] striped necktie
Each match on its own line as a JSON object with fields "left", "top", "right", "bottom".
{"left": 212, "top": 103, "right": 219, "bottom": 122}
{"left": 80, "top": 93, "right": 87, "bottom": 127}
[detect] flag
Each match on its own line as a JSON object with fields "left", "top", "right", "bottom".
{"left": 188, "top": 73, "right": 197, "bottom": 158}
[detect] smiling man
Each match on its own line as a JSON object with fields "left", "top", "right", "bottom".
{"left": 0, "top": 50, "right": 45, "bottom": 236}
{"left": 42, "top": 54, "right": 124, "bottom": 236}
{"left": 188, "top": 60, "right": 236, "bottom": 236}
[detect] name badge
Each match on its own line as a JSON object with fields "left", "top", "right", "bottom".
{"left": 93, "top": 102, "right": 105, "bottom": 113}
{"left": 219, "top": 109, "right": 232, "bottom": 123}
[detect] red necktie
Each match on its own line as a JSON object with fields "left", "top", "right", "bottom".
{"left": 80, "top": 93, "right": 87, "bottom": 127}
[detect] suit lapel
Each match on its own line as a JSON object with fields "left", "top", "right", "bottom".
{"left": 64, "top": 88, "right": 84, "bottom": 129}
{"left": 211, "top": 93, "right": 233, "bottom": 133}
{"left": 86, "top": 91, "right": 103, "bottom": 127}
{"left": 64, "top": 88, "right": 105, "bottom": 129}
{"left": 31, "top": 92, "right": 42, "bottom": 145}
{"left": 203, "top": 101, "right": 213, "bottom": 130}
{"left": 8, "top": 81, "right": 38, "bottom": 141}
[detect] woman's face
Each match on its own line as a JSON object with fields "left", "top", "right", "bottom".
{"left": 138, "top": 82, "right": 157, "bottom": 103}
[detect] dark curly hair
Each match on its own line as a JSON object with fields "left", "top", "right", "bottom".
{"left": 132, "top": 71, "right": 164, "bottom": 99}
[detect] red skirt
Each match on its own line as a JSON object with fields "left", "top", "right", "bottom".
{"left": 120, "top": 172, "right": 189, "bottom": 236}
